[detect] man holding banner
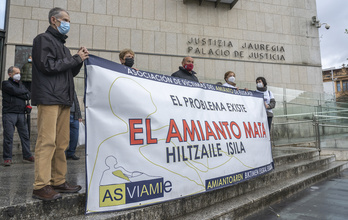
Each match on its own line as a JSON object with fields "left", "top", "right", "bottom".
{"left": 172, "top": 56, "right": 199, "bottom": 82}
{"left": 31, "top": 7, "right": 89, "bottom": 201}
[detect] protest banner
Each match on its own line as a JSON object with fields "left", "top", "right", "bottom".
{"left": 84, "top": 55, "right": 273, "bottom": 213}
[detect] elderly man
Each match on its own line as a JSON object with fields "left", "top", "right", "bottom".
{"left": 2, "top": 66, "right": 34, "bottom": 166}
{"left": 171, "top": 56, "right": 199, "bottom": 82}
{"left": 31, "top": 7, "right": 89, "bottom": 201}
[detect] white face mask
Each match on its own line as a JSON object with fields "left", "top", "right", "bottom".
{"left": 257, "top": 82, "right": 263, "bottom": 88}
{"left": 228, "top": 76, "right": 235, "bottom": 83}
{"left": 13, "top": 74, "right": 21, "bottom": 81}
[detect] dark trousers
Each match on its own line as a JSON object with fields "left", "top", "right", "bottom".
{"left": 2, "top": 113, "right": 32, "bottom": 160}
{"left": 268, "top": 116, "right": 273, "bottom": 132}
{"left": 66, "top": 115, "right": 79, "bottom": 157}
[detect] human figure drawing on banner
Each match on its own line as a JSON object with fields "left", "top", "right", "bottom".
{"left": 99, "top": 155, "right": 158, "bottom": 186}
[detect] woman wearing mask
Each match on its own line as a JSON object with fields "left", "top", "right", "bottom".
{"left": 119, "top": 49, "right": 138, "bottom": 70}
{"left": 223, "top": 71, "right": 238, "bottom": 89}
{"left": 255, "top": 77, "right": 276, "bottom": 132}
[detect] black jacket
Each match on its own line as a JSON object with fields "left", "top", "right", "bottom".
{"left": 31, "top": 26, "right": 83, "bottom": 106}
{"left": 2, "top": 78, "right": 30, "bottom": 114}
{"left": 171, "top": 67, "right": 199, "bottom": 82}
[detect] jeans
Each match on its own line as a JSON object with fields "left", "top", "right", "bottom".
{"left": 2, "top": 113, "right": 32, "bottom": 160}
{"left": 66, "top": 115, "right": 79, "bottom": 157}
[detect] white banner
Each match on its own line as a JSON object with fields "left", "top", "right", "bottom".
{"left": 84, "top": 55, "right": 274, "bottom": 213}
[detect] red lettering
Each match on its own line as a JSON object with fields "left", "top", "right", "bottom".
{"left": 230, "top": 121, "right": 241, "bottom": 139}
{"left": 146, "top": 118, "right": 157, "bottom": 144}
{"left": 129, "top": 119, "right": 143, "bottom": 145}
{"left": 262, "top": 123, "right": 267, "bottom": 137}
{"left": 213, "top": 122, "right": 227, "bottom": 140}
{"left": 222, "top": 122, "right": 232, "bottom": 139}
{"left": 205, "top": 121, "right": 217, "bottom": 140}
{"left": 243, "top": 122, "right": 255, "bottom": 138}
{"left": 183, "top": 120, "right": 201, "bottom": 142}
{"left": 166, "top": 119, "right": 183, "bottom": 143}
{"left": 197, "top": 120, "right": 205, "bottom": 141}
{"left": 254, "top": 122, "right": 260, "bottom": 137}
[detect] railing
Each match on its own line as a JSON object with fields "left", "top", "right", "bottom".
{"left": 230, "top": 82, "right": 348, "bottom": 149}
{"left": 314, "top": 114, "right": 348, "bottom": 151}
{"left": 272, "top": 109, "right": 348, "bottom": 150}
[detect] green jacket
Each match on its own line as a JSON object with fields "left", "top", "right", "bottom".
{"left": 21, "top": 62, "right": 32, "bottom": 82}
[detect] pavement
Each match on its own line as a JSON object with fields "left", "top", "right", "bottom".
{"left": 246, "top": 168, "right": 348, "bottom": 220}
{"left": 1, "top": 147, "right": 348, "bottom": 219}
{"left": 0, "top": 147, "right": 86, "bottom": 209}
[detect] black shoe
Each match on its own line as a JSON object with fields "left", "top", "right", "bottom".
{"left": 67, "top": 155, "right": 80, "bottom": 160}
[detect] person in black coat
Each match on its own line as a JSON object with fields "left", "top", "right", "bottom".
{"left": 2, "top": 66, "right": 34, "bottom": 166}
{"left": 31, "top": 7, "right": 89, "bottom": 201}
{"left": 171, "top": 56, "right": 199, "bottom": 82}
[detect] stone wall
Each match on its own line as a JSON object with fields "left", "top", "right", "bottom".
{"left": 3, "top": 0, "right": 323, "bottom": 95}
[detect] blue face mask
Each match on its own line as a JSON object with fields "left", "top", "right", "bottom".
{"left": 57, "top": 20, "right": 70, "bottom": 35}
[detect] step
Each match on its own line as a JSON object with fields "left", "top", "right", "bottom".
{"left": 0, "top": 148, "right": 345, "bottom": 220}
{"left": 177, "top": 161, "right": 348, "bottom": 220}
{"left": 272, "top": 147, "right": 319, "bottom": 166}
{"left": 244, "top": 168, "right": 348, "bottom": 220}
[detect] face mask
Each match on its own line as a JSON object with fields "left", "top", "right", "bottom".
{"left": 257, "top": 82, "right": 263, "bottom": 88}
{"left": 228, "top": 76, "right": 235, "bottom": 83}
{"left": 28, "top": 59, "right": 32, "bottom": 62}
{"left": 184, "top": 63, "right": 194, "bottom": 72}
{"left": 124, "top": 57, "right": 134, "bottom": 67}
{"left": 57, "top": 20, "right": 70, "bottom": 35}
{"left": 13, "top": 74, "right": 21, "bottom": 81}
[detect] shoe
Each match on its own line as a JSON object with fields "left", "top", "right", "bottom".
{"left": 32, "top": 185, "right": 62, "bottom": 201}
{"left": 23, "top": 156, "right": 35, "bottom": 162}
{"left": 67, "top": 155, "right": 80, "bottom": 160}
{"left": 52, "top": 182, "right": 82, "bottom": 193}
{"left": 4, "top": 160, "right": 11, "bottom": 166}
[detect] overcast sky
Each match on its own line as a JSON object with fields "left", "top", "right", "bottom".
{"left": 316, "top": 0, "right": 348, "bottom": 69}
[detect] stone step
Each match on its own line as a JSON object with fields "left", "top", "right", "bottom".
{"left": 177, "top": 161, "right": 348, "bottom": 220}
{"left": 272, "top": 147, "right": 319, "bottom": 166}
{"left": 1, "top": 147, "right": 345, "bottom": 220}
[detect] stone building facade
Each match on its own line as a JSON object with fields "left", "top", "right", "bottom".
{"left": 1, "top": 0, "right": 323, "bottom": 95}
{"left": 322, "top": 67, "right": 348, "bottom": 102}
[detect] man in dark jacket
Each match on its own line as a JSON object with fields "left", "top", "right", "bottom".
{"left": 31, "top": 7, "right": 89, "bottom": 201}
{"left": 2, "top": 66, "right": 34, "bottom": 166}
{"left": 171, "top": 56, "right": 199, "bottom": 82}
